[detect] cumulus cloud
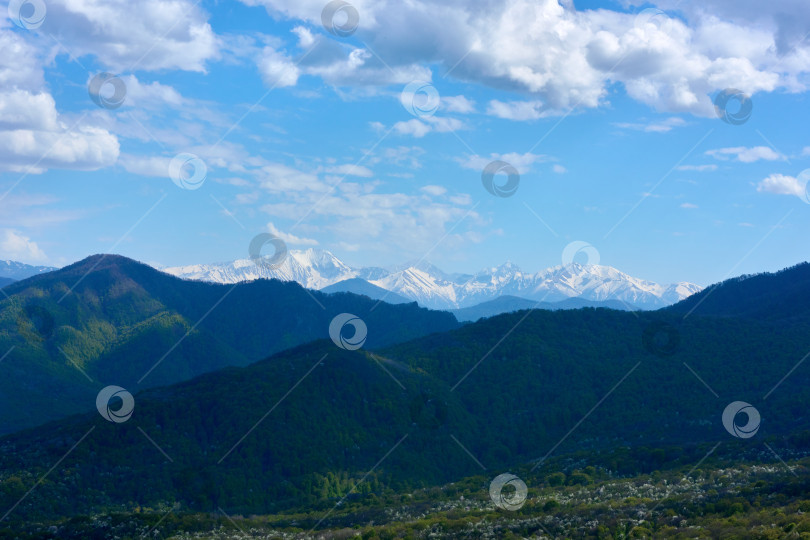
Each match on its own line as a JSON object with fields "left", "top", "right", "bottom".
{"left": 41, "top": 0, "right": 219, "bottom": 72}
{"left": 486, "top": 100, "right": 550, "bottom": 121}
{"left": 756, "top": 173, "right": 806, "bottom": 196}
{"left": 443, "top": 95, "right": 476, "bottom": 114}
{"left": 391, "top": 116, "right": 466, "bottom": 138}
{"left": 706, "top": 146, "right": 785, "bottom": 163}
{"left": 0, "top": 28, "right": 119, "bottom": 173}
{"left": 240, "top": 0, "right": 808, "bottom": 116}
{"left": 266, "top": 221, "right": 318, "bottom": 245}
{"left": 459, "top": 152, "right": 552, "bottom": 174}
{"left": 614, "top": 117, "right": 687, "bottom": 133}
{"left": 0, "top": 229, "right": 47, "bottom": 262}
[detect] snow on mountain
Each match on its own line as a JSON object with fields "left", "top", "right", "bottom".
{"left": 161, "top": 249, "right": 702, "bottom": 310}
{"left": 0, "top": 260, "right": 58, "bottom": 281}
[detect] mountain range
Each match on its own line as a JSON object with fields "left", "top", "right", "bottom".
{"left": 0, "top": 254, "right": 457, "bottom": 434}
{"left": 0, "top": 260, "right": 57, "bottom": 281}
{"left": 0, "top": 258, "right": 809, "bottom": 524}
{"left": 162, "top": 249, "right": 702, "bottom": 311}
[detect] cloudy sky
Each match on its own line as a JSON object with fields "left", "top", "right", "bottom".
{"left": 1, "top": 0, "right": 809, "bottom": 286}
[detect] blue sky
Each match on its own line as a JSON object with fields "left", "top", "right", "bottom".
{"left": 1, "top": 0, "right": 809, "bottom": 287}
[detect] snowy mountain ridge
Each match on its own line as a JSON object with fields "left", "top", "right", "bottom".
{"left": 161, "top": 249, "right": 702, "bottom": 310}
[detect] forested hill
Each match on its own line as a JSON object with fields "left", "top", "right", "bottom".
{"left": 0, "top": 254, "right": 458, "bottom": 433}
{"left": 666, "top": 262, "right": 810, "bottom": 322}
{"left": 3, "top": 266, "right": 810, "bottom": 520}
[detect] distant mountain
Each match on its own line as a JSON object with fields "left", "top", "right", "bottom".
{"left": 667, "top": 262, "right": 810, "bottom": 322}
{"left": 2, "top": 264, "right": 809, "bottom": 521}
{"left": 321, "top": 277, "right": 412, "bottom": 304}
{"left": 0, "top": 254, "right": 458, "bottom": 434}
{"left": 0, "top": 277, "right": 14, "bottom": 288}
{"left": 451, "top": 295, "right": 635, "bottom": 322}
{"left": 0, "top": 260, "right": 57, "bottom": 280}
{"left": 163, "top": 249, "right": 702, "bottom": 310}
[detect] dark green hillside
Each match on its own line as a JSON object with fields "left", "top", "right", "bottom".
{"left": 2, "top": 304, "right": 810, "bottom": 521}
{"left": 0, "top": 341, "right": 479, "bottom": 519}
{"left": 0, "top": 254, "right": 458, "bottom": 433}
{"left": 667, "top": 262, "right": 810, "bottom": 322}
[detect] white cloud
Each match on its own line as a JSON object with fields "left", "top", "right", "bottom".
{"left": 459, "top": 152, "right": 551, "bottom": 174}
{"left": 257, "top": 47, "right": 301, "bottom": 88}
{"left": 706, "top": 146, "right": 785, "bottom": 163}
{"left": 756, "top": 173, "right": 805, "bottom": 196}
{"left": 0, "top": 229, "right": 47, "bottom": 262}
{"left": 323, "top": 164, "right": 374, "bottom": 177}
{"left": 802, "top": 146, "right": 810, "bottom": 156}
{"left": 239, "top": 0, "right": 808, "bottom": 116}
{"left": 118, "top": 76, "right": 184, "bottom": 108}
{"left": 680, "top": 202, "right": 698, "bottom": 209}
{"left": 443, "top": 95, "right": 476, "bottom": 114}
{"left": 119, "top": 155, "right": 172, "bottom": 177}
{"left": 0, "top": 28, "right": 119, "bottom": 173}
{"left": 266, "top": 222, "right": 318, "bottom": 246}
{"left": 391, "top": 116, "right": 465, "bottom": 138}
{"left": 393, "top": 119, "right": 431, "bottom": 138}
{"left": 421, "top": 185, "right": 447, "bottom": 196}
{"left": 41, "top": 0, "right": 219, "bottom": 72}
{"left": 552, "top": 164, "right": 567, "bottom": 174}
{"left": 614, "top": 117, "right": 687, "bottom": 133}
{"left": 486, "top": 100, "right": 549, "bottom": 121}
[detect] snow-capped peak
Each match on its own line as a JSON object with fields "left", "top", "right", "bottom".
{"left": 161, "top": 253, "right": 702, "bottom": 311}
